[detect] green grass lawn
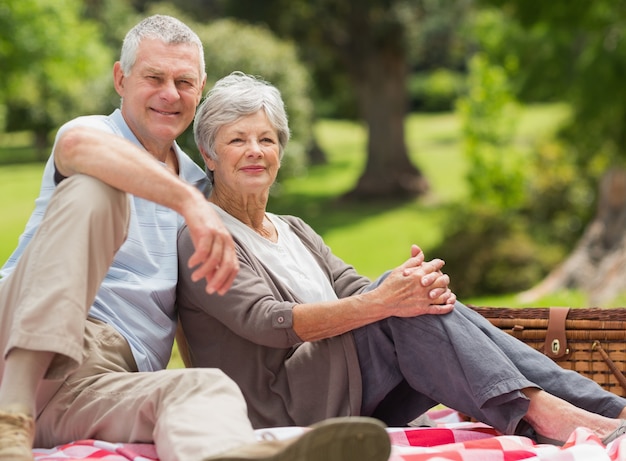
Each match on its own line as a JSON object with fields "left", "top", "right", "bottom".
{"left": 0, "top": 164, "right": 43, "bottom": 265}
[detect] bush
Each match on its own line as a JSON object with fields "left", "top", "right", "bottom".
{"left": 409, "top": 69, "right": 465, "bottom": 112}
{"left": 522, "top": 139, "right": 601, "bottom": 249}
{"left": 432, "top": 206, "right": 564, "bottom": 298}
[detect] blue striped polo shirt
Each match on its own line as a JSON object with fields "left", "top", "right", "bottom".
{"left": 0, "top": 109, "right": 209, "bottom": 371}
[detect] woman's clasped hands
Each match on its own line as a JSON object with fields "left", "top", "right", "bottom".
{"left": 376, "top": 244, "right": 456, "bottom": 317}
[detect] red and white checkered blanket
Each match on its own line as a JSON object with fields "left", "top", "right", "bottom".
{"left": 32, "top": 409, "right": 626, "bottom": 461}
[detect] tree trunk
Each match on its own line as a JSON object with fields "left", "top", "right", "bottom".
{"left": 34, "top": 129, "right": 50, "bottom": 161}
{"left": 342, "top": 50, "right": 429, "bottom": 200}
{"left": 333, "top": 2, "right": 428, "bottom": 201}
{"left": 518, "top": 167, "right": 626, "bottom": 305}
{"left": 306, "top": 136, "right": 328, "bottom": 166}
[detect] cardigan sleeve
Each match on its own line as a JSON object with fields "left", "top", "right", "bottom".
{"left": 177, "top": 224, "right": 305, "bottom": 348}
{"left": 177, "top": 215, "right": 373, "bottom": 349}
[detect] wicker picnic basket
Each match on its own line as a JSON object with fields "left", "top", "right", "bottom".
{"left": 470, "top": 306, "right": 626, "bottom": 397}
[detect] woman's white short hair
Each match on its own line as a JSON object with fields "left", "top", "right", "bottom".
{"left": 194, "top": 72, "right": 291, "bottom": 167}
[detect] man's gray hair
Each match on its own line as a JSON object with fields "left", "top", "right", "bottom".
{"left": 120, "top": 14, "right": 206, "bottom": 78}
{"left": 194, "top": 72, "right": 291, "bottom": 168}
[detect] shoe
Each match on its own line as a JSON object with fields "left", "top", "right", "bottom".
{"left": 205, "top": 416, "right": 391, "bottom": 461}
{"left": 603, "top": 419, "right": 626, "bottom": 445}
{"left": 0, "top": 410, "right": 35, "bottom": 461}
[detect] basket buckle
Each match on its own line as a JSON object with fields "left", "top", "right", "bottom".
{"left": 551, "top": 339, "right": 569, "bottom": 356}
{"left": 544, "top": 307, "right": 571, "bottom": 360}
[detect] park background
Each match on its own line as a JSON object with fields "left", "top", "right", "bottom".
{"left": 2, "top": 0, "right": 626, "bottom": 327}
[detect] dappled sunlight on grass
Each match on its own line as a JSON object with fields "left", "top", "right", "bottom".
{"left": 322, "top": 204, "right": 447, "bottom": 278}
{"left": 405, "top": 112, "right": 466, "bottom": 204}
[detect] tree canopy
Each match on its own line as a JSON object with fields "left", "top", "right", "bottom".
{"left": 478, "top": 0, "right": 626, "bottom": 168}
{"left": 0, "top": 0, "right": 114, "bottom": 152}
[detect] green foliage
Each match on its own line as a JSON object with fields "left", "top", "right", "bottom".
{"left": 435, "top": 53, "right": 606, "bottom": 297}
{"left": 402, "top": 0, "right": 472, "bottom": 69}
{"left": 437, "top": 0, "right": 626, "bottom": 296}
{"left": 82, "top": 0, "right": 140, "bottom": 50}
{"left": 476, "top": 0, "right": 626, "bottom": 172}
{"left": 409, "top": 69, "right": 465, "bottom": 112}
{"left": 437, "top": 49, "right": 585, "bottom": 297}
{"left": 179, "top": 0, "right": 472, "bottom": 119}
{"left": 457, "top": 53, "right": 525, "bottom": 211}
{"left": 432, "top": 205, "right": 564, "bottom": 298}
{"left": 522, "top": 139, "right": 602, "bottom": 248}
{"left": 0, "top": 0, "right": 114, "bottom": 134}
{"left": 437, "top": 47, "right": 596, "bottom": 297}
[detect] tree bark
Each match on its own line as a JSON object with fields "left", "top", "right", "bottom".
{"left": 518, "top": 167, "right": 626, "bottom": 305}
{"left": 342, "top": 49, "right": 429, "bottom": 200}
{"left": 335, "top": 2, "right": 429, "bottom": 200}
{"left": 34, "top": 129, "right": 50, "bottom": 161}
{"left": 306, "top": 136, "right": 328, "bottom": 166}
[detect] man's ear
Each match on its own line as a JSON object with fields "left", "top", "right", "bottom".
{"left": 197, "top": 75, "right": 207, "bottom": 105}
{"left": 113, "top": 62, "right": 125, "bottom": 97}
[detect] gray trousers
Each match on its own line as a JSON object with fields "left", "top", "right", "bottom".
{"left": 353, "top": 279, "right": 626, "bottom": 435}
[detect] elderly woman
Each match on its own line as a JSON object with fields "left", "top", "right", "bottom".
{"left": 177, "top": 71, "right": 626, "bottom": 445}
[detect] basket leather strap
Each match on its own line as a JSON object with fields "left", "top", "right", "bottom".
{"left": 592, "top": 341, "right": 626, "bottom": 395}
{"left": 543, "top": 306, "right": 571, "bottom": 359}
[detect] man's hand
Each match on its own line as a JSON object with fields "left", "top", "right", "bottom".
{"left": 185, "top": 200, "right": 239, "bottom": 295}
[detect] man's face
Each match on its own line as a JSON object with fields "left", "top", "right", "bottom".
{"left": 114, "top": 38, "right": 205, "bottom": 153}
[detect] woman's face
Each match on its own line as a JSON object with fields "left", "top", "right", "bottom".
{"left": 207, "top": 110, "right": 281, "bottom": 196}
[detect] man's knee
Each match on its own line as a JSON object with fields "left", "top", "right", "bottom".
{"left": 166, "top": 368, "right": 244, "bottom": 397}
{"left": 61, "top": 175, "right": 127, "bottom": 214}
{"left": 56, "top": 175, "right": 129, "bottom": 246}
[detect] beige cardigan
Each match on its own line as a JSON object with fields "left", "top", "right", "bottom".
{"left": 177, "top": 215, "right": 371, "bottom": 428}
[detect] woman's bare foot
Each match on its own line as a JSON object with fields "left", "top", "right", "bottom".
{"left": 522, "top": 388, "right": 623, "bottom": 443}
